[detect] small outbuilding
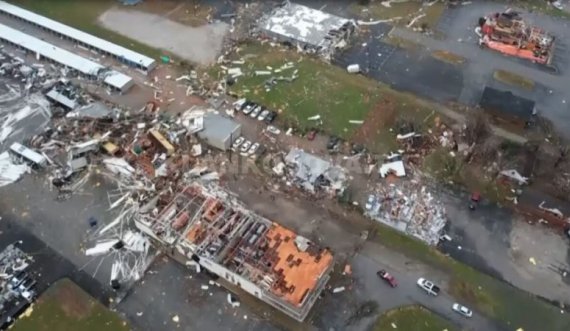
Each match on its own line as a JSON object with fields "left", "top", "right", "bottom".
{"left": 479, "top": 87, "right": 536, "bottom": 129}
{"left": 197, "top": 113, "right": 241, "bottom": 151}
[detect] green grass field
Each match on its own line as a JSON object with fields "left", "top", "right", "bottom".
{"left": 12, "top": 278, "right": 129, "bottom": 331}
{"left": 351, "top": 1, "right": 446, "bottom": 30}
{"left": 373, "top": 305, "right": 456, "bottom": 331}
{"left": 219, "top": 42, "right": 435, "bottom": 153}
{"left": 7, "top": 0, "right": 163, "bottom": 59}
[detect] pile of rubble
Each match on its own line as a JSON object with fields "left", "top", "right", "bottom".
{"left": 270, "top": 148, "right": 348, "bottom": 197}
{"left": 364, "top": 181, "right": 446, "bottom": 245}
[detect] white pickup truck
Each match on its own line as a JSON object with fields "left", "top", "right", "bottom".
{"left": 417, "top": 278, "right": 441, "bottom": 296}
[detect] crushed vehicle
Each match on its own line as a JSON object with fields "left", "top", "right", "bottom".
{"left": 477, "top": 9, "right": 555, "bottom": 66}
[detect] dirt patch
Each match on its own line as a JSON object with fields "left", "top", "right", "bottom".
{"left": 51, "top": 279, "right": 94, "bottom": 318}
{"left": 351, "top": 98, "right": 398, "bottom": 153}
{"left": 98, "top": 8, "right": 228, "bottom": 65}
{"left": 130, "top": 0, "right": 213, "bottom": 27}
{"left": 431, "top": 50, "right": 465, "bottom": 65}
{"left": 493, "top": 69, "right": 535, "bottom": 91}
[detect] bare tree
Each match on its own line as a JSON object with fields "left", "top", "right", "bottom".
{"left": 464, "top": 112, "right": 490, "bottom": 145}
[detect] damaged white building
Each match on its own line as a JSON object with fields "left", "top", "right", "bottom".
{"left": 284, "top": 148, "right": 347, "bottom": 195}
{"left": 260, "top": 2, "right": 355, "bottom": 60}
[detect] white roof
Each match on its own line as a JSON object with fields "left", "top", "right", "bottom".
{"left": 0, "top": 1, "right": 155, "bottom": 69}
{"left": 0, "top": 23, "right": 132, "bottom": 91}
{"left": 262, "top": 3, "right": 350, "bottom": 47}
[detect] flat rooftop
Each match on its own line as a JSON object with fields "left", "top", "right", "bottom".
{"left": 0, "top": 23, "right": 133, "bottom": 91}
{"left": 262, "top": 2, "right": 351, "bottom": 48}
{"left": 144, "top": 183, "right": 333, "bottom": 308}
{"left": 0, "top": 0, "right": 155, "bottom": 70}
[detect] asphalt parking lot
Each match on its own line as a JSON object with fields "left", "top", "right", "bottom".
{"left": 334, "top": 23, "right": 465, "bottom": 104}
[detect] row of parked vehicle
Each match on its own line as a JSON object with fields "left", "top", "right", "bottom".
{"left": 233, "top": 99, "right": 277, "bottom": 124}
{"left": 7, "top": 271, "right": 37, "bottom": 303}
{"left": 231, "top": 136, "right": 264, "bottom": 158}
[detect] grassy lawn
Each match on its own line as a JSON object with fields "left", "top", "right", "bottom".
{"left": 218, "top": 42, "right": 435, "bottom": 153}
{"left": 351, "top": 1, "right": 446, "bottom": 30}
{"left": 7, "top": 0, "right": 164, "bottom": 59}
{"left": 431, "top": 50, "right": 466, "bottom": 65}
{"left": 373, "top": 305, "right": 456, "bottom": 331}
{"left": 12, "top": 278, "right": 129, "bottom": 331}
{"left": 493, "top": 69, "right": 535, "bottom": 91}
{"left": 369, "top": 221, "right": 570, "bottom": 331}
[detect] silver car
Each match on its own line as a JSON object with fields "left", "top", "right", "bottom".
{"left": 258, "top": 109, "right": 270, "bottom": 121}
{"left": 452, "top": 303, "right": 473, "bottom": 318}
{"left": 250, "top": 106, "right": 262, "bottom": 118}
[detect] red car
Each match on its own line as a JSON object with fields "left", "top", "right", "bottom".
{"left": 307, "top": 130, "right": 317, "bottom": 141}
{"left": 377, "top": 270, "right": 398, "bottom": 287}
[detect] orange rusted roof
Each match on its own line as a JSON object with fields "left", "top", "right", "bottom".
{"left": 265, "top": 223, "right": 333, "bottom": 306}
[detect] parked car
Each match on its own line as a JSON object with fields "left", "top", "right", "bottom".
{"left": 233, "top": 98, "right": 247, "bottom": 111}
{"left": 452, "top": 303, "right": 473, "bottom": 318}
{"left": 242, "top": 103, "right": 255, "bottom": 115}
{"left": 266, "top": 125, "right": 281, "bottom": 135}
{"left": 248, "top": 143, "right": 260, "bottom": 156}
{"left": 417, "top": 278, "right": 440, "bottom": 296}
{"left": 258, "top": 109, "right": 270, "bottom": 121}
{"left": 18, "top": 278, "right": 36, "bottom": 293}
{"left": 250, "top": 106, "right": 262, "bottom": 118}
{"left": 307, "top": 129, "right": 317, "bottom": 141}
{"left": 377, "top": 270, "right": 398, "bottom": 287}
{"left": 240, "top": 140, "right": 252, "bottom": 154}
{"left": 469, "top": 191, "right": 481, "bottom": 210}
{"left": 365, "top": 194, "right": 376, "bottom": 211}
{"left": 21, "top": 289, "right": 36, "bottom": 302}
{"left": 231, "top": 137, "right": 245, "bottom": 151}
{"left": 327, "top": 135, "right": 342, "bottom": 153}
{"left": 9, "top": 272, "right": 26, "bottom": 289}
{"left": 264, "top": 111, "right": 277, "bottom": 124}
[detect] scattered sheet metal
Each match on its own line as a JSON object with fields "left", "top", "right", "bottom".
{"left": 0, "top": 151, "right": 30, "bottom": 187}
{"left": 365, "top": 182, "right": 446, "bottom": 245}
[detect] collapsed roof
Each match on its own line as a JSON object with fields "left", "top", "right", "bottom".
{"left": 260, "top": 2, "right": 355, "bottom": 59}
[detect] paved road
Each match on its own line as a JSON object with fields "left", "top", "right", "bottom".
{"left": 439, "top": 187, "right": 570, "bottom": 305}
{"left": 350, "top": 247, "right": 502, "bottom": 331}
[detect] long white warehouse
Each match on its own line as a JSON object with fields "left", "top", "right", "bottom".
{"left": 0, "top": 23, "right": 134, "bottom": 93}
{"left": 0, "top": 1, "right": 156, "bottom": 73}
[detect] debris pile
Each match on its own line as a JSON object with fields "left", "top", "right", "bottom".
{"left": 283, "top": 148, "right": 348, "bottom": 196}
{"left": 365, "top": 182, "right": 446, "bottom": 245}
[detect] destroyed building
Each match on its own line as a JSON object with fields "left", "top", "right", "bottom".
{"left": 260, "top": 2, "right": 355, "bottom": 60}
{"left": 284, "top": 148, "right": 347, "bottom": 195}
{"left": 0, "top": 23, "right": 134, "bottom": 93}
{"left": 135, "top": 183, "right": 333, "bottom": 321}
{"left": 365, "top": 183, "right": 446, "bottom": 246}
